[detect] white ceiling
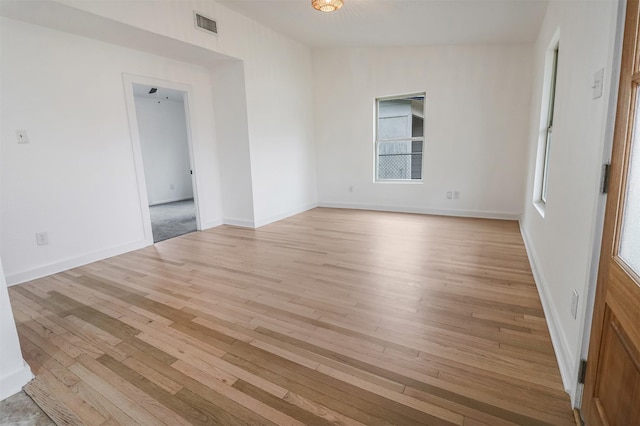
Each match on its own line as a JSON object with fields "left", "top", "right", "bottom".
{"left": 217, "top": 0, "right": 549, "bottom": 48}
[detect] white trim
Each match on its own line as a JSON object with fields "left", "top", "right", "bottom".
{"left": 579, "top": 0, "right": 626, "bottom": 389}
{"left": 122, "top": 73, "right": 204, "bottom": 243}
{"left": 182, "top": 90, "right": 203, "bottom": 232}
{"left": 122, "top": 74, "right": 154, "bottom": 246}
{"left": 374, "top": 180, "right": 424, "bottom": 185}
{"left": 318, "top": 201, "right": 520, "bottom": 220}
{"left": 5, "top": 239, "right": 150, "bottom": 286}
{"left": 375, "top": 92, "right": 426, "bottom": 183}
{"left": 223, "top": 218, "right": 256, "bottom": 228}
{"left": 519, "top": 221, "right": 574, "bottom": 397}
{"left": 533, "top": 200, "right": 546, "bottom": 218}
{"left": 532, "top": 29, "right": 561, "bottom": 208}
{"left": 0, "top": 362, "right": 33, "bottom": 401}
{"left": 148, "top": 197, "right": 194, "bottom": 206}
{"left": 224, "top": 203, "right": 319, "bottom": 229}
{"left": 254, "top": 202, "right": 318, "bottom": 228}
{"left": 201, "top": 219, "right": 224, "bottom": 230}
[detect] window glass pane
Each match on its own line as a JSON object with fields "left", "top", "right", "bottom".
{"left": 379, "top": 115, "right": 410, "bottom": 139}
{"left": 378, "top": 141, "right": 414, "bottom": 180}
{"left": 541, "top": 130, "right": 552, "bottom": 203}
{"left": 619, "top": 93, "right": 640, "bottom": 276}
{"left": 411, "top": 140, "right": 422, "bottom": 179}
{"left": 412, "top": 115, "right": 424, "bottom": 138}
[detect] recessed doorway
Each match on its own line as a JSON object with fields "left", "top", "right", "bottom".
{"left": 131, "top": 83, "right": 198, "bottom": 243}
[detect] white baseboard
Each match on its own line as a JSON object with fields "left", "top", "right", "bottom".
{"left": 0, "top": 362, "right": 33, "bottom": 401}
{"left": 254, "top": 202, "right": 318, "bottom": 228}
{"left": 318, "top": 201, "right": 520, "bottom": 220}
{"left": 6, "top": 239, "right": 151, "bottom": 286}
{"left": 148, "top": 197, "right": 194, "bottom": 206}
{"left": 519, "top": 221, "right": 575, "bottom": 399}
{"left": 200, "top": 218, "right": 224, "bottom": 230}
{"left": 223, "top": 218, "right": 256, "bottom": 228}
{"left": 223, "top": 202, "right": 319, "bottom": 229}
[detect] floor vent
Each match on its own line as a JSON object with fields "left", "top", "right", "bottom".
{"left": 194, "top": 12, "right": 217, "bottom": 35}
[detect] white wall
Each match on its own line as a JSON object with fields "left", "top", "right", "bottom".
{"left": 313, "top": 46, "right": 532, "bottom": 219}
{"left": 520, "top": 0, "right": 619, "bottom": 405}
{"left": 0, "top": 14, "right": 33, "bottom": 399}
{"left": 242, "top": 35, "right": 318, "bottom": 227}
{"left": 52, "top": 0, "right": 319, "bottom": 227}
{"left": 0, "top": 257, "right": 32, "bottom": 400}
{"left": 210, "top": 61, "right": 256, "bottom": 226}
{"left": 0, "top": 17, "right": 224, "bottom": 283}
{"left": 0, "top": 0, "right": 318, "bottom": 284}
{"left": 135, "top": 96, "right": 194, "bottom": 205}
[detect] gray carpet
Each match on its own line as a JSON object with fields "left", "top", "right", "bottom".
{"left": 149, "top": 199, "right": 197, "bottom": 243}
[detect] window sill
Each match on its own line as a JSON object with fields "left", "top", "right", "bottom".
{"left": 375, "top": 180, "right": 424, "bottom": 184}
{"left": 534, "top": 200, "right": 546, "bottom": 218}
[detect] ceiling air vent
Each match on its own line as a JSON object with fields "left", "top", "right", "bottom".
{"left": 194, "top": 12, "right": 218, "bottom": 35}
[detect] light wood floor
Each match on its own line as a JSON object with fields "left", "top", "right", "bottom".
{"left": 8, "top": 208, "right": 574, "bottom": 425}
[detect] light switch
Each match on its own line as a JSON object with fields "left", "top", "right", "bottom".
{"left": 593, "top": 68, "right": 604, "bottom": 99}
{"left": 16, "top": 129, "right": 29, "bottom": 144}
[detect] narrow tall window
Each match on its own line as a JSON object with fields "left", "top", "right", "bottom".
{"left": 375, "top": 94, "right": 425, "bottom": 181}
{"left": 540, "top": 46, "right": 559, "bottom": 204}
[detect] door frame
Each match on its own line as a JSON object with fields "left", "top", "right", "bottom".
{"left": 575, "top": 0, "right": 627, "bottom": 408}
{"left": 582, "top": 0, "right": 640, "bottom": 420}
{"left": 122, "top": 73, "right": 203, "bottom": 245}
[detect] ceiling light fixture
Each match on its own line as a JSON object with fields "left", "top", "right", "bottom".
{"left": 312, "top": 0, "right": 343, "bottom": 12}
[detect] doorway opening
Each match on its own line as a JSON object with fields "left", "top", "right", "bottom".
{"left": 132, "top": 83, "right": 198, "bottom": 243}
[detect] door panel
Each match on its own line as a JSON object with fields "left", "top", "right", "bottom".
{"left": 592, "top": 309, "right": 640, "bottom": 425}
{"left": 583, "top": 0, "right": 640, "bottom": 424}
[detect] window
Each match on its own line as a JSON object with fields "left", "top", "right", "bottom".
{"left": 375, "top": 94, "right": 425, "bottom": 181}
{"left": 540, "top": 45, "right": 559, "bottom": 204}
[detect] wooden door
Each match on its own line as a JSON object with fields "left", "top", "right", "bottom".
{"left": 582, "top": 0, "right": 640, "bottom": 424}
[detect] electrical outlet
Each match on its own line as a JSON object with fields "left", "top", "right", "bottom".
{"left": 571, "top": 289, "right": 579, "bottom": 319}
{"left": 349, "top": 185, "right": 354, "bottom": 193}
{"left": 16, "top": 129, "right": 29, "bottom": 144}
{"left": 453, "top": 191, "right": 460, "bottom": 200}
{"left": 170, "top": 184, "right": 175, "bottom": 190}
{"left": 35, "top": 232, "right": 49, "bottom": 246}
{"left": 447, "top": 191, "right": 453, "bottom": 199}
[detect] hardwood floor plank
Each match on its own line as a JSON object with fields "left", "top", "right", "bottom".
{"left": 249, "top": 339, "right": 321, "bottom": 370}
{"left": 119, "top": 338, "right": 291, "bottom": 401}
{"left": 50, "top": 332, "right": 104, "bottom": 359}
{"left": 37, "top": 369, "right": 107, "bottom": 425}
{"left": 71, "top": 381, "right": 139, "bottom": 426}
{"left": 172, "top": 360, "right": 304, "bottom": 426}
{"left": 7, "top": 208, "right": 573, "bottom": 426}
{"left": 223, "top": 341, "right": 458, "bottom": 425}
{"left": 95, "top": 354, "right": 242, "bottom": 425}
{"left": 121, "top": 357, "right": 183, "bottom": 395}
{"left": 316, "top": 363, "right": 464, "bottom": 424}
{"left": 19, "top": 334, "right": 80, "bottom": 387}
{"left": 281, "top": 390, "right": 368, "bottom": 426}
{"left": 221, "top": 352, "right": 398, "bottom": 426}
{"left": 68, "top": 361, "right": 176, "bottom": 426}
{"left": 24, "top": 377, "right": 85, "bottom": 426}
{"left": 16, "top": 323, "right": 76, "bottom": 368}
{"left": 232, "top": 380, "right": 340, "bottom": 426}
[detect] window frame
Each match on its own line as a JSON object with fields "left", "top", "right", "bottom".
{"left": 540, "top": 45, "right": 559, "bottom": 205}
{"left": 374, "top": 93, "right": 426, "bottom": 183}
{"left": 534, "top": 35, "right": 560, "bottom": 216}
